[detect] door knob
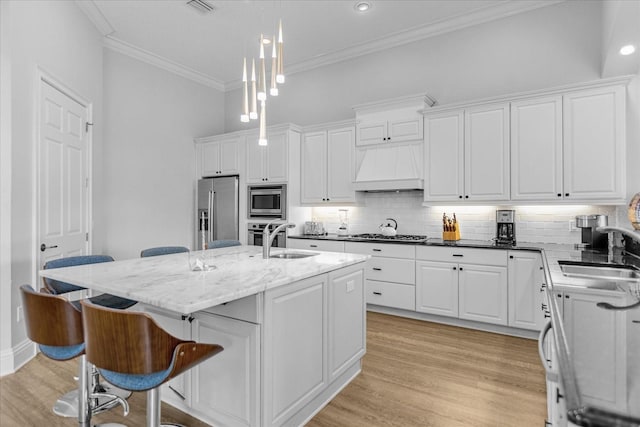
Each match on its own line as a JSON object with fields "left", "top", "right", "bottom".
{"left": 40, "top": 243, "right": 58, "bottom": 252}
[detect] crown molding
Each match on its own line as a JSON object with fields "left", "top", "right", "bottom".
{"left": 226, "top": 0, "right": 564, "bottom": 92}
{"left": 75, "top": 0, "right": 114, "bottom": 36}
{"left": 103, "top": 36, "right": 226, "bottom": 91}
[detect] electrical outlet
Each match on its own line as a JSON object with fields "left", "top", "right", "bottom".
{"left": 569, "top": 220, "right": 578, "bottom": 232}
{"left": 16, "top": 306, "right": 23, "bottom": 323}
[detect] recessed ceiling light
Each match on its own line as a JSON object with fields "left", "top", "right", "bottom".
{"left": 619, "top": 44, "right": 636, "bottom": 55}
{"left": 354, "top": 1, "right": 371, "bottom": 13}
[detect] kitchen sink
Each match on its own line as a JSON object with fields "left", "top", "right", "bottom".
{"left": 559, "top": 262, "right": 640, "bottom": 281}
{"left": 270, "top": 252, "right": 319, "bottom": 259}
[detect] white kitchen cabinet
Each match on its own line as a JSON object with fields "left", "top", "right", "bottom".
{"left": 415, "top": 260, "right": 459, "bottom": 317}
{"left": 190, "top": 312, "right": 260, "bottom": 427}
{"left": 246, "top": 131, "right": 288, "bottom": 183}
{"left": 357, "top": 116, "right": 423, "bottom": 146}
{"left": 200, "top": 136, "right": 242, "bottom": 177}
{"left": 366, "top": 280, "right": 415, "bottom": 311}
{"left": 263, "top": 274, "right": 327, "bottom": 426}
{"left": 562, "top": 85, "right": 626, "bottom": 201}
{"left": 508, "top": 250, "right": 546, "bottom": 331}
{"left": 287, "top": 238, "right": 345, "bottom": 252}
{"left": 458, "top": 263, "right": 508, "bottom": 325}
{"left": 328, "top": 267, "right": 365, "bottom": 382}
{"left": 301, "top": 126, "right": 355, "bottom": 204}
{"left": 424, "top": 103, "right": 509, "bottom": 202}
{"left": 562, "top": 289, "right": 627, "bottom": 412}
{"left": 139, "top": 305, "right": 191, "bottom": 406}
{"left": 510, "top": 96, "right": 563, "bottom": 201}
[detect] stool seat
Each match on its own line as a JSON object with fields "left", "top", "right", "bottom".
{"left": 206, "top": 239, "right": 241, "bottom": 249}
{"left": 140, "top": 246, "right": 189, "bottom": 258}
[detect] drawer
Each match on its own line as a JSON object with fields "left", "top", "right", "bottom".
{"left": 345, "top": 242, "right": 415, "bottom": 259}
{"left": 366, "top": 280, "right": 415, "bottom": 311}
{"left": 287, "top": 238, "right": 345, "bottom": 252}
{"left": 366, "top": 257, "right": 415, "bottom": 285}
{"left": 201, "top": 293, "right": 262, "bottom": 324}
{"left": 416, "top": 246, "right": 507, "bottom": 266}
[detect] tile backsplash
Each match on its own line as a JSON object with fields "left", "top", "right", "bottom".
{"left": 309, "top": 191, "right": 623, "bottom": 245}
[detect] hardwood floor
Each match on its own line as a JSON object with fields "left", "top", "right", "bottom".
{"left": 0, "top": 312, "right": 545, "bottom": 426}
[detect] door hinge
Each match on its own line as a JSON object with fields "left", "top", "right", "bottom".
{"left": 85, "top": 122, "right": 94, "bottom": 133}
{"left": 85, "top": 232, "right": 89, "bottom": 242}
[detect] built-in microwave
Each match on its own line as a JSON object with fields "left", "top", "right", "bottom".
{"left": 248, "top": 184, "right": 286, "bottom": 219}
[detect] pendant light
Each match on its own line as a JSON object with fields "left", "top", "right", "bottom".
{"left": 276, "top": 19, "right": 285, "bottom": 84}
{"left": 241, "top": 57, "right": 250, "bottom": 122}
{"left": 258, "top": 100, "right": 267, "bottom": 146}
{"left": 270, "top": 36, "right": 278, "bottom": 96}
{"left": 257, "top": 35, "right": 267, "bottom": 102}
{"left": 249, "top": 58, "right": 258, "bottom": 120}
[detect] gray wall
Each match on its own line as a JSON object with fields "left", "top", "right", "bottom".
{"left": 224, "top": 1, "right": 601, "bottom": 131}
{"left": 101, "top": 50, "right": 225, "bottom": 260}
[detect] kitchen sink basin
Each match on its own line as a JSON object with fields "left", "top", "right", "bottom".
{"left": 270, "top": 252, "right": 319, "bottom": 259}
{"left": 559, "top": 262, "right": 640, "bottom": 281}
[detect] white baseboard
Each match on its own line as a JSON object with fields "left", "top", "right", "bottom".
{"left": 0, "top": 339, "right": 36, "bottom": 377}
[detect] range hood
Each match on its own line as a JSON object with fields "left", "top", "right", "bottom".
{"left": 353, "top": 144, "right": 423, "bottom": 192}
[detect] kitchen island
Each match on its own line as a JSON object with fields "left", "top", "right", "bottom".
{"left": 40, "top": 245, "right": 369, "bottom": 427}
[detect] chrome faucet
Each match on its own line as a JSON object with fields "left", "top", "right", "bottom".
{"left": 263, "top": 219, "right": 296, "bottom": 259}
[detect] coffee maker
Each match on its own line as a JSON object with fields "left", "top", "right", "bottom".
{"left": 496, "top": 210, "right": 516, "bottom": 245}
{"left": 575, "top": 215, "right": 608, "bottom": 249}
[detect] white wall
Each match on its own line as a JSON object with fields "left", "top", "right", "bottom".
{"left": 100, "top": 50, "right": 225, "bottom": 260}
{"left": 2, "top": 0, "right": 104, "bottom": 374}
{"left": 224, "top": 0, "right": 602, "bottom": 131}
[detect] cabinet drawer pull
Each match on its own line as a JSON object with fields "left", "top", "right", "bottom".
{"left": 372, "top": 248, "right": 382, "bottom": 252}
{"left": 372, "top": 291, "right": 382, "bottom": 296}
{"left": 632, "top": 320, "right": 640, "bottom": 324}
{"left": 452, "top": 254, "right": 463, "bottom": 257}
{"left": 372, "top": 267, "right": 382, "bottom": 271}
{"left": 310, "top": 244, "right": 318, "bottom": 248}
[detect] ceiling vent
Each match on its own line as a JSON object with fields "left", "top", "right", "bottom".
{"left": 186, "top": 0, "right": 215, "bottom": 14}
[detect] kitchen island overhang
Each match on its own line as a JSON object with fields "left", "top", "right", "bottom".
{"left": 39, "top": 246, "right": 370, "bottom": 427}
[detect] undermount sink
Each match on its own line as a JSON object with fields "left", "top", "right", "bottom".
{"left": 559, "top": 262, "right": 640, "bottom": 281}
{"left": 270, "top": 252, "right": 319, "bottom": 259}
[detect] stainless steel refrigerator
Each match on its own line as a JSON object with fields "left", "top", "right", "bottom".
{"left": 196, "top": 176, "right": 239, "bottom": 250}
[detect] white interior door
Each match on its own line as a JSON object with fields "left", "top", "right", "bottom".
{"left": 38, "top": 80, "right": 89, "bottom": 269}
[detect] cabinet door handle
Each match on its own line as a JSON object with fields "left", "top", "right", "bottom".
{"left": 373, "top": 291, "right": 382, "bottom": 296}
{"left": 632, "top": 320, "right": 640, "bottom": 324}
{"left": 372, "top": 248, "right": 382, "bottom": 252}
{"left": 459, "top": 267, "right": 463, "bottom": 271}
{"left": 452, "top": 254, "right": 463, "bottom": 257}
{"left": 540, "top": 283, "right": 546, "bottom": 292}
{"left": 509, "top": 255, "right": 514, "bottom": 259}
{"left": 465, "top": 195, "right": 469, "bottom": 199}
{"left": 557, "top": 193, "right": 562, "bottom": 197}
{"left": 310, "top": 244, "right": 318, "bottom": 248}
{"left": 565, "top": 193, "right": 569, "bottom": 197}
{"left": 556, "top": 388, "right": 564, "bottom": 404}
{"left": 372, "top": 267, "right": 382, "bottom": 271}
{"left": 453, "top": 266, "right": 457, "bottom": 270}
{"left": 459, "top": 195, "right": 463, "bottom": 199}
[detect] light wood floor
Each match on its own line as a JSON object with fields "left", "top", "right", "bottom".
{"left": 0, "top": 312, "right": 545, "bottom": 426}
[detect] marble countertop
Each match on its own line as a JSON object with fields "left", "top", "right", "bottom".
{"left": 39, "top": 246, "right": 368, "bottom": 314}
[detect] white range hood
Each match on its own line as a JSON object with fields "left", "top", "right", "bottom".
{"left": 353, "top": 144, "right": 423, "bottom": 191}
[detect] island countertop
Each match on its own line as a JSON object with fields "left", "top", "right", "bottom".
{"left": 39, "top": 246, "right": 369, "bottom": 314}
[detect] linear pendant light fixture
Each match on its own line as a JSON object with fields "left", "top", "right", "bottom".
{"left": 240, "top": 14, "right": 285, "bottom": 146}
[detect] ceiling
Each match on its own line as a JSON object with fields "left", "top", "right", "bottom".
{"left": 78, "top": 0, "right": 563, "bottom": 91}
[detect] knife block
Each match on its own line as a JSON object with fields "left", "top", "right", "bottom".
{"left": 443, "top": 229, "right": 460, "bottom": 241}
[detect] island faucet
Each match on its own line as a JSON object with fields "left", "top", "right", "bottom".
{"left": 263, "top": 219, "right": 296, "bottom": 259}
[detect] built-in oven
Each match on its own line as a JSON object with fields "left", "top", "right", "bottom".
{"left": 247, "top": 223, "right": 287, "bottom": 248}
{"left": 248, "top": 184, "right": 286, "bottom": 219}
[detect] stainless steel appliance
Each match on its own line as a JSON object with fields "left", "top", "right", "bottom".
{"left": 247, "top": 223, "right": 287, "bottom": 248}
{"left": 197, "top": 176, "right": 239, "bottom": 250}
{"left": 575, "top": 214, "right": 608, "bottom": 249}
{"left": 349, "top": 233, "right": 427, "bottom": 243}
{"left": 303, "top": 221, "right": 325, "bottom": 235}
{"left": 248, "top": 184, "right": 286, "bottom": 219}
{"left": 496, "top": 209, "right": 516, "bottom": 245}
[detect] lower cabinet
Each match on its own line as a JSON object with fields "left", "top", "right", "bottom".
{"left": 458, "top": 264, "right": 508, "bottom": 325}
{"left": 415, "top": 260, "right": 458, "bottom": 317}
{"left": 508, "top": 251, "right": 546, "bottom": 331}
{"left": 191, "top": 312, "right": 260, "bottom": 427}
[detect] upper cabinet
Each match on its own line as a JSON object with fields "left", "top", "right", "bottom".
{"left": 424, "top": 103, "right": 510, "bottom": 202}
{"left": 354, "top": 95, "right": 425, "bottom": 146}
{"left": 246, "top": 130, "right": 289, "bottom": 184}
{"left": 511, "top": 86, "right": 626, "bottom": 202}
{"left": 424, "top": 79, "right": 628, "bottom": 205}
{"left": 301, "top": 124, "right": 355, "bottom": 204}
{"left": 196, "top": 134, "right": 243, "bottom": 178}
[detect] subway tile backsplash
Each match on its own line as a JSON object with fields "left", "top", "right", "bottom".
{"left": 309, "top": 191, "right": 622, "bottom": 245}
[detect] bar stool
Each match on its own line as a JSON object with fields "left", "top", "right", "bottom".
{"left": 80, "top": 299, "right": 224, "bottom": 427}
{"left": 43, "top": 255, "right": 136, "bottom": 417}
{"left": 206, "top": 239, "right": 241, "bottom": 249}
{"left": 140, "top": 246, "right": 189, "bottom": 258}
{"left": 20, "top": 285, "right": 129, "bottom": 426}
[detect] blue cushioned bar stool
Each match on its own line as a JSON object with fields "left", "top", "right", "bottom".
{"left": 140, "top": 246, "right": 189, "bottom": 258}
{"left": 43, "top": 255, "right": 136, "bottom": 417}
{"left": 206, "top": 239, "right": 241, "bottom": 249}
{"left": 20, "top": 285, "right": 129, "bottom": 427}
{"left": 81, "top": 299, "right": 224, "bottom": 427}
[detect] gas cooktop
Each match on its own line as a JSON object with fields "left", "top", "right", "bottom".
{"left": 349, "top": 233, "right": 428, "bottom": 243}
